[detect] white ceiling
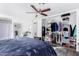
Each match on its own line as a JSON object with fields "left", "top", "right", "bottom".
{"left": 0, "top": 3, "right": 79, "bottom": 19}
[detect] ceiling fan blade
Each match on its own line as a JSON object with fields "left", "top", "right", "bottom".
{"left": 26, "top": 12, "right": 37, "bottom": 13}
{"left": 40, "top": 8, "right": 51, "bottom": 12}
{"left": 40, "top": 13, "right": 47, "bottom": 16}
{"left": 30, "top": 5, "right": 38, "bottom": 12}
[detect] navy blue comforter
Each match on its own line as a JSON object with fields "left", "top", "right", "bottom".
{"left": 0, "top": 37, "right": 57, "bottom": 56}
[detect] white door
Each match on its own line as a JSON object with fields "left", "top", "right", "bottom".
{"left": 33, "top": 22, "right": 37, "bottom": 37}
{"left": 0, "top": 22, "right": 11, "bottom": 40}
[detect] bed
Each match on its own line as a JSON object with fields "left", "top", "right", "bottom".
{"left": 0, "top": 37, "right": 57, "bottom": 56}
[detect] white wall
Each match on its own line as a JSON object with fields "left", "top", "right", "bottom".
{"left": 37, "top": 19, "right": 42, "bottom": 37}
{"left": 70, "top": 12, "right": 76, "bottom": 28}
{"left": 76, "top": 10, "right": 79, "bottom": 52}
{"left": 12, "top": 17, "right": 35, "bottom": 37}
{"left": 0, "top": 14, "right": 34, "bottom": 38}
{"left": 0, "top": 3, "right": 36, "bottom": 38}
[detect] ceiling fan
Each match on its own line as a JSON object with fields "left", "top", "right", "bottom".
{"left": 26, "top": 5, "right": 51, "bottom": 16}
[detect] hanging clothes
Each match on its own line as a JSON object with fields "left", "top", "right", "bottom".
{"left": 63, "top": 28, "right": 68, "bottom": 31}
{"left": 51, "top": 22, "right": 59, "bottom": 32}
{"left": 72, "top": 25, "right": 76, "bottom": 37}
{"left": 15, "top": 31, "right": 18, "bottom": 36}
{"left": 70, "top": 25, "right": 73, "bottom": 37}
{"left": 73, "top": 25, "right": 76, "bottom": 38}
{"left": 70, "top": 25, "right": 76, "bottom": 37}
{"left": 42, "top": 26, "right": 45, "bottom": 37}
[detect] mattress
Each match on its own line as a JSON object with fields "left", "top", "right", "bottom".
{"left": 0, "top": 37, "right": 57, "bottom": 56}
